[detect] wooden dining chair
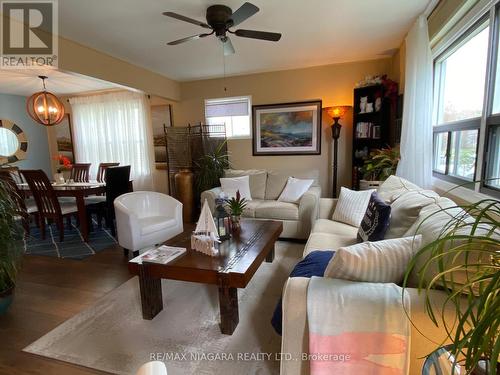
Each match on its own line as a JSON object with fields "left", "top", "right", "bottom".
{"left": 70, "top": 163, "right": 91, "bottom": 182}
{"left": 1, "top": 166, "right": 23, "bottom": 184}
{"left": 96, "top": 162, "right": 120, "bottom": 183}
{"left": 0, "top": 169, "right": 35, "bottom": 235}
{"left": 21, "top": 170, "right": 79, "bottom": 241}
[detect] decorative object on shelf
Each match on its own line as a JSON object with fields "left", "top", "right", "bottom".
{"left": 375, "top": 97, "right": 382, "bottom": 112}
{"left": 325, "top": 105, "right": 351, "bottom": 198}
{"left": 404, "top": 198, "right": 499, "bottom": 375}
{"left": 0, "top": 119, "right": 27, "bottom": 165}
{"left": 252, "top": 100, "right": 322, "bottom": 156}
{"left": 225, "top": 190, "right": 247, "bottom": 229}
{"left": 365, "top": 102, "right": 374, "bottom": 113}
{"left": 26, "top": 76, "right": 65, "bottom": 126}
{"left": 54, "top": 114, "right": 75, "bottom": 164}
{"left": 191, "top": 200, "right": 220, "bottom": 256}
{"left": 0, "top": 172, "right": 24, "bottom": 314}
{"left": 355, "top": 75, "right": 383, "bottom": 88}
{"left": 372, "top": 125, "right": 381, "bottom": 139}
{"left": 214, "top": 197, "right": 232, "bottom": 240}
{"left": 53, "top": 154, "right": 72, "bottom": 183}
{"left": 359, "top": 96, "right": 368, "bottom": 113}
{"left": 360, "top": 146, "right": 400, "bottom": 183}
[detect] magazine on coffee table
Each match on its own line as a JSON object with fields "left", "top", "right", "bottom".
{"left": 129, "top": 245, "right": 186, "bottom": 265}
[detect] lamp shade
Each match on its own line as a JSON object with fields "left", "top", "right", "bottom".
{"left": 26, "top": 76, "right": 65, "bottom": 126}
{"left": 325, "top": 105, "right": 351, "bottom": 119}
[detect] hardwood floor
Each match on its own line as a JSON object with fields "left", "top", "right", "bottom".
{"left": 0, "top": 245, "right": 132, "bottom": 375}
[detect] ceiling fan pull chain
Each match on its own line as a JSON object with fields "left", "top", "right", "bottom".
{"left": 222, "top": 43, "right": 227, "bottom": 93}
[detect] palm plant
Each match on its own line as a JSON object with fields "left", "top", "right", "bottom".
{"left": 194, "top": 141, "right": 230, "bottom": 197}
{"left": 361, "top": 146, "right": 400, "bottom": 181}
{"left": 0, "top": 173, "right": 24, "bottom": 306}
{"left": 404, "top": 198, "right": 499, "bottom": 374}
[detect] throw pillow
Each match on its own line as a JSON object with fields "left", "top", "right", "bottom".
{"left": 220, "top": 175, "right": 252, "bottom": 200}
{"left": 224, "top": 169, "right": 267, "bottom": 200}
{"left": 385, "top": 189, "right": 440, "bottom": 239}
{"left": 332, "top": 187, "right": 375, "bottom": 227}
{"left": 277, "top": 177, "right": 314, "bottom": 203}
{"left": 323, "top": 235, "right": 422, "bottom": 284}
{"left": 357, "top": 191, "right": 391, "bottom": 242}
{"left": 271, "top": 250, "right": 335, "bottom": 335}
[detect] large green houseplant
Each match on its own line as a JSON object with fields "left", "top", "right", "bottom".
{"left": 194, "top": 141, "right": 230, "bottom": 198}
{"left": 0, "top": 173, "right": 24, "bottom": 314}
{"left": 404, "top": 197, "right": 499, "bottom": 374}
{"left": 361, "top": 146, "right": 400, "bottom": 182}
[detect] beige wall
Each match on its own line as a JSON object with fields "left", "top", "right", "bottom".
{"left": 176, "top": 58, "right": 392, "bottom": 197}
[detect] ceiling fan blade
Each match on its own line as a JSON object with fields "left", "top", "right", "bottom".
{"left": 163, "top": 11, "right": 211, "bottom": 29}
{"left": 230, "top": 2, "right": 259, "bottom": 27}
{"left": 222, "top": 36, "right": 235, "bottom": 56}
{"left": 234, "top": 29, "right": 281, "bottom": 41}
{"left": 167, "top": 32, "right": 212, "bottom": 45}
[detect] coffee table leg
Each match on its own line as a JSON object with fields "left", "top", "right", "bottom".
{"left": 138, "top": 264, "right": 163, "bottom": 320}
{"left": 265, "top": 244, "right": 275, "bottom": 263}
{"left": 218, "top": 279, "right": 239, "bottom": 335}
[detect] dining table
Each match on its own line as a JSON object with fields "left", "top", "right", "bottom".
{"left": 19, "top": 182, "right": 106, "bottom": 242}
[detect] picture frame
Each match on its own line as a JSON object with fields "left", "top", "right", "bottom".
{"left": 151, "top": 104, "right": 173, "bottom": 170}
{"left": 372, "top": 125, "right": 381, "bottom": 139}
{"left": 55, "top": 114, "right": 75, "bottom": 163}
{"left": 252, "top": 100, "right": 322, "bottom": 156}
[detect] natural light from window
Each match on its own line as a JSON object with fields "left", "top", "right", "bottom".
{"left": 205, "top": 96, "right": 251, "bottom": 139}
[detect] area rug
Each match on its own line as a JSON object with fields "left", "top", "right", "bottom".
{"left": 23, "top": 241, "right": 303, "bottom": 375}
{"left": 24, "top": 218, "right": 117, "bottom": 260}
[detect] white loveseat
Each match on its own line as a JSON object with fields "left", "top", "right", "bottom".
{"left": 200, "top": 169, "right": 321, "bottom": 240}
{"left": 281, "top": 176, "right": 466, "bottom": 375}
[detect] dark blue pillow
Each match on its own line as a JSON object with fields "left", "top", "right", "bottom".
{"left": 357, "top": 191, "right": 391, "bottom": 242}
{"left": 271, "top": 250, "right": 335, "bottom": 335}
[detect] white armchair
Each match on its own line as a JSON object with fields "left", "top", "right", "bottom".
{"left": 114, "top": 191, "right": 183, "bottom": 256}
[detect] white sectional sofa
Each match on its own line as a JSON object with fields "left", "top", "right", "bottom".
{"left": 281, "top": 176, "right": 465, "bottom": 375}
{"left": 201, "top": 169, "right": 321, "bottom": 240}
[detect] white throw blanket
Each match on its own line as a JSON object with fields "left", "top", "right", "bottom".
{"left": 307, "top": 277, "right": 411, "bottom": 375}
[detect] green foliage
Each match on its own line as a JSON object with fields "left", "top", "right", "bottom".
{"left": 194, "top": 141, "right": 230, "bottom": 196}
{"left": 225, "top": 190, "right": 247, "bottom": 216}
{"left": 0, "top": 175, "right": 24, "bottom": 293}
{"left": 404, "top": 198, "right": 500, "bottom": 374}
{"left": 361, "top": 146, "right": 400, "bottom": 181}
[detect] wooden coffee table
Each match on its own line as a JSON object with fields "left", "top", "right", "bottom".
{"left": 128, "top": 219, "right": 282, "bottom": 335}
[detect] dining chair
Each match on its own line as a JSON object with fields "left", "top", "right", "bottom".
{"left": 96, "top": 162, "right": 120, "bottom": 183}
{"left": 0, "top": 169, "right": 37, "bottom": 235}
{"left": 70, "top": 163, "right": 91, "bottom": 182}
{"left": 21, "top": 170, "right": 79, "bottom": 241}
{"left": 86, "top": 165, "right": 132, "bottom": 236}
{"left": 1, "top": 166, "right": 23, "bottom": 183}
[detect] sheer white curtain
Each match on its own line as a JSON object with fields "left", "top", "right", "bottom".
{"left": 396, "top": 15, "right": 433, "bottom": 188}
{"left": 69, "top": 91, "right": 154, "bottom": 190}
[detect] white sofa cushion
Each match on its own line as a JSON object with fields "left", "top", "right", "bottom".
{"left": 278, "top": 177, "right": 314, "bottom": 203}
{"left": 324, "top": 235, "right": 422, "bottom": 283}
{"left": 303, "top": 232, "right": 358, "bottom": 257}
{"left": 377, "top": 175, "right": 421, "bottom": 203}
{"left": 265, "top": 169, "right": 319, "bottom": 200}
{"left": 241, "top": 199, "right": 264, "bottom": 218}
{"left": 385, "top": 190, "right": 440, "bottom": 239}
{"left": 332, "top": 187, "right": 374, "bottom": 227}
{"left": 255, "top": 200, "right": 299, "bottom": 221}
{"left": 224, "top": 169, "right": 267, "bottom": 200}
{"left": 312, "top": 219, "right": 359, "bottom": 237}
{"left": 220, "top": 175, "right": 252, "bottom": 200}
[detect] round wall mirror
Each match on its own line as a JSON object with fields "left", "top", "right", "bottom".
{"left": 0, "top": 119, "right": 28, "bottom": 165}
{"left": 0, "top": 127, "right": 20, "bottom": 156}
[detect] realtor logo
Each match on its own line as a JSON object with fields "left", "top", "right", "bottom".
{"left": 1, "top": 0, "right": 58, "bottom": 68}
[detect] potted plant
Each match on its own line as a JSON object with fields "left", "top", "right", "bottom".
{"left": 404, "top": 198, "right": 499, "bottom": 374}
{"left": 225, "top": 190, "right": 247, "bottom": 229}
{"left": 194, "top": 141, "right": 230, "bottom": 201}
{"left": 53, "top": 154, "right": 72, "bottom": 183}
{"left": 0, "top": 173, "right": 24, "bottom": 315}
{"left": 360, "top": 146, "right": 400, "bottom": 190}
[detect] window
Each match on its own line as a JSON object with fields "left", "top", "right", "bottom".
{"left": 432, "top": 3, "right": 500, "bottom": 197}
{"left": 205, "top": 96, "right": 251, "bottom": 139}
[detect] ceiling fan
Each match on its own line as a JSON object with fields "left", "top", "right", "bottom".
{"left": 163, "top": 2, "right": 282, "bottom": 56}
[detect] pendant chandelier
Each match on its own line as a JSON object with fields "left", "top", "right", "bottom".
{"left": 26, "top": 75, "right": 65, "bottom": 126}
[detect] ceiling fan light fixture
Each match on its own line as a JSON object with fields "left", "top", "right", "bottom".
{"left": 26, "top": 76, "right": 65, "bottom": 126}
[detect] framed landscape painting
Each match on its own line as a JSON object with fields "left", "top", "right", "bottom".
{"left": 252, "top": 100, "right": 322, "bottom": 155}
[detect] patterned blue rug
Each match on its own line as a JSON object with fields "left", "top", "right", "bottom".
{"left": 24, "top": 217, "right": 118, "bottom": 260}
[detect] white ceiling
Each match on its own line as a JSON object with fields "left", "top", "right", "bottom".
{"left": 59, "top": 0, "right": 430, "bottom": 81}
{"left": 0, "top": 69, "right": 119, "bottom": 96}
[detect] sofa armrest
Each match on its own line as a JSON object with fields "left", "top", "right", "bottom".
{"left": 281, "top": 277, "right": 310, "bottom": 375}
{"left": 200, "top": 187, "right": 222, "bottom": 213}
{"left": 318, "top": 198, "right": 338, "bottom": 219}
{"left": 298, "top": 186, "right": 321, "bottom": 238}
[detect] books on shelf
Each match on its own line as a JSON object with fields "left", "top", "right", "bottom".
{"left": 356, "top": 122, "right": 372, "bottom": 139}
{"left": 129, "top": 245, "right": 186, "bottom": 265}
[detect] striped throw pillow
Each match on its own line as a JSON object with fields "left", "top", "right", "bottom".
{"left": 332, "top": 187, "right": 375, "bottom": 227}
{"left": 324, "top": 235, "right": 422, "bottom": 283}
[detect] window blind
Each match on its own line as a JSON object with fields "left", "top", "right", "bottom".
{"left": 205, "top": 98, "right": 249, "bottom": 117}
